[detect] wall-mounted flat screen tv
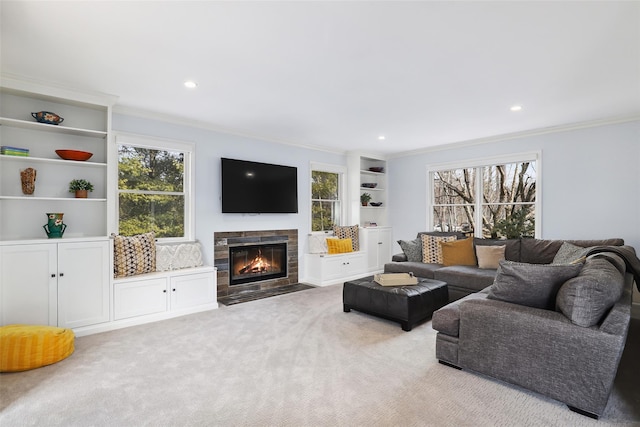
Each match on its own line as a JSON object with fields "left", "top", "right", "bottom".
{"left": 221, "top": 157, "right": 298, "bottom": 214}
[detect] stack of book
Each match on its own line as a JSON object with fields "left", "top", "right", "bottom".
{"left": 1, "top": 146, "right": 30, "bottom": 157}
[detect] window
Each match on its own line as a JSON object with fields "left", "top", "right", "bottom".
{"left": 429, "top": 153, "right": 539, "bottom": 238}
{"left": 116, "top": 135, "right": 193, "bottom": 240}
{"left": 310, "top": 163, "right": 346, "bottom": 232}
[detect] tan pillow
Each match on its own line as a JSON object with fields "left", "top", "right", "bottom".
{"left": 440, "top": 238, "right": 476, "bottom": 266}
{"left": 475, "top": 245, "right": 505, "bottom": 269}
{"left": 421, "top": 234, "right": 456, "bottom": 264}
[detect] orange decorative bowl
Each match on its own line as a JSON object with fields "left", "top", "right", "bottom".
{"left": 55, "top": 149, "right": 93, "bottom": 161}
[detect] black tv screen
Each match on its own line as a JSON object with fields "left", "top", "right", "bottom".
{"left": 221, "top": 158, "right": 298, "bottom": 213}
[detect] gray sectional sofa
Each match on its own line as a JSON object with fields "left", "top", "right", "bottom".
{"left": 386, "top": 232, "right": 640, "bottom": 418}
{"left": 384, "top": 231, "right": 626, "bottom": 301}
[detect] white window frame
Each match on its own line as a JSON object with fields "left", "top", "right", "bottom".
{"left": 426, "top": 151, "right": 541, "bottom": 238}
{"left": 309, "top": 161, "right": 347, "bottom": 234}
{"left": 115, "top": 133, "right": 195, "bottom": 242}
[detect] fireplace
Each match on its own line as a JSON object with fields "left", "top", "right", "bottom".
{"left": 214, "top": 229, "right": 298, "bottom": 300}
{"left": 229, "top": 242, "right": 287, "bottom": 285}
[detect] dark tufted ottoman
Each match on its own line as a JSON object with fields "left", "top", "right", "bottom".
{"left": 343, "top": 276, "right": 448, "bottom": 331}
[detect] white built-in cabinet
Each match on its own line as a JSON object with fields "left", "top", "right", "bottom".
{"left": 304, "top": 251, "right": 367, "bottom": 287}
{"left": 114, "top": 267, "right": 217, "bottom": 321}
{"left": 0, "top": 239, "right": 110, "bottom": 328}
{"left": 361, "top": 226, "right": 393, "bottom": 273}
{"left": 0, "top": 77, "right": 218, "bottom": 336}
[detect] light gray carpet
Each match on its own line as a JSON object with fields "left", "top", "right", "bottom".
{"left": 1, "top": 284, "right": 639, "bottom": 426}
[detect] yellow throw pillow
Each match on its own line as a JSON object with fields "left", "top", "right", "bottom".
{"left": 326, "top": 238, "right": 353, "bottom": 254}
{"left": 421, "top": 234, "right": 456, "bottom": 264}
{"left": 440, "top": 237, "right": 476, "bottom": 266}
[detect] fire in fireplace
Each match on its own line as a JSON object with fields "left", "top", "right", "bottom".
{"left": 229, "top": 242, "right": 288, "bottom": 285}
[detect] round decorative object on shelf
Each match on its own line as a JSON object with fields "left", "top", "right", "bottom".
{"left": 43, "top": 213, "right": 66, "bottom": 238}
{"left": 31, "top": 111, "right": 64, "bottom": 125}
{"left": 20, "top": 167, "right": 37, "bottom": 195}
{"left": 55, "top": 149, "right": 93, "bottom": 161}
{"left": 370, "top": 202, "right": 383, "bottom": 207}
{"left": 368, "top": 167, "right": 384, "bottom": 173}
{"left": 361, "top": 183, "right": 377, "bottom": 188}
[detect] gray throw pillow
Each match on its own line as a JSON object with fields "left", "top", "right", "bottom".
{"left": 552, "top": 242, "right": 591, "bottom": 265}
{"left": 488, "top": 260, "right": 582, "bottom": 309}
{"left": 556, "top": 258, "right": 625, "bottom": 327}
{"left": 398, "top": 238, "right": 422, "bottom": 262}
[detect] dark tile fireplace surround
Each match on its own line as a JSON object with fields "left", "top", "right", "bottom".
{"left": 214, "top": 229, "right": 298, "bottom": 300}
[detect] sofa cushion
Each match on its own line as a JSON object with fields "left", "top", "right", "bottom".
{"left": 487, "top": 260, "right": 582, "bottom": 309}
{"left": 556, "top": 257, "right": 625, "bottom": 327}
{"left": 551, "top": 242, "right": 590, "bottom": 265}
{"left": 333, "top": 225, "right": 359, "bottom": 251}
{"left": 520, "top": 238, "right": 624, "bottom": 264}
{"left": 440, "top": 237, "right": 476, "bottom": 266}
{"left": 397, "top": 238, "right": 422, "bottom": 262}
{"left": 421, "top": 234, "right": 456, "bottom": 264}
{"left": 384, "top": 261, "right": 441, "bottom": 279}
{"left": 434, "top": 265, "right": 497, "bottom": 293}
{"left": 474, "top": 238, "right": 521, "bottom": 262}
{"left": 475, "top": 245, "right": 505, "bottom": 269}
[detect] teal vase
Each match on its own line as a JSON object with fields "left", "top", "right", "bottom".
{"left": 43, "top": 213, "right": 67, "bottom": 238}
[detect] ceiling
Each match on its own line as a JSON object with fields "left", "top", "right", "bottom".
{"left": 2, "top": 1, "right": 639, "bottom": 156}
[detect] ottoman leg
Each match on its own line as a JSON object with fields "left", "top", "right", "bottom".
{"left": 401, "top": 321, "right": 412, "bottom": 332}
{"left": 343, "top": 304, "right": 351, "bottom": 312}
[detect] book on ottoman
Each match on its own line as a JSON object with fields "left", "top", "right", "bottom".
{"left": 374, "top": 272, "right": 418, "bottom": 286}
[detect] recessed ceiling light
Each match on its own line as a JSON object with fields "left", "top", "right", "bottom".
{"left": 378, "top": 135, "right": 386, "bottom": 140}
{"left": 510, "top": 105, "right": 523, "bottom": 112}
{"left": 184, "top": 81, "right": 198, "bottom": 89}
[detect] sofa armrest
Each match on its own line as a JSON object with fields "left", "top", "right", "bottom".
{"left": 392, "top": 253, "right": 407, "bottom": 262}
{"left": 458, "top": 298, "right": 629, "bottom": 416}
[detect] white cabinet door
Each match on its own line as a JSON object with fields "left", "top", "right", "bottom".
{"left": 57, "top": 240, "right": 110, "bottom": 328}
{"left": 0, "top": 243, "right": 57, "bottom": 326}
{"left": 170, "top": 271, "right": 216, "bottom": 310}
{"left": 114, "top": 278, "right": 168, "bottom": 320}
{"left": 362, "top": 227, "right": 393, "bottom": 272}
{"left": 376, "top": 227, "right": 393, "bottom": 268}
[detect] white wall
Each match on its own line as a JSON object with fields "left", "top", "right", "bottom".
{"left": 113, "top": 113, "right": 346, "bottom": 272}
{"left": 388, "top": 119, "right": 640, "bottom": 253}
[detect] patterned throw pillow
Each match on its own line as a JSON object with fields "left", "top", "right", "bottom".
{"left": 421, "top": 234, "right": 456, "bottom": 264}
{"left": 333, "top": 225, "right": 359, "bottom": 251}
{"left": 326, "top": 238, "right": 353, "bottom": 254}
{"left": 398, "top": 238, "right": 422, "bottom": 262}
{"left": 113, "top": 232, "right": 156, "bottom": 278}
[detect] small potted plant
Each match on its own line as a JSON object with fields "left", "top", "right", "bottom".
{"left": 69, "top": 179, "right": 94, "bottom": 198}
{"left": 360, "top": 192, "right": 372, "bottom": 206}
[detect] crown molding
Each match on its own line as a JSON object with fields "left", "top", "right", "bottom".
{"left": 388, "top": 114, "right": 640, "bottom": 159}
{"left": 112, "top": 105, "right": 349, "bottom": 156}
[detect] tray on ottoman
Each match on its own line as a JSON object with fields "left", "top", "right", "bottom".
{"left": 343, "top": 276, "right": 448, "bottom": 331}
